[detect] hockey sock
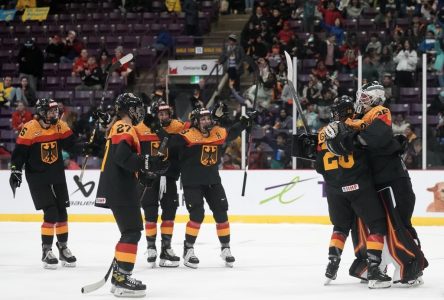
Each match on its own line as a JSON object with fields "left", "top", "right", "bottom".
{"left": 145, "top": 222, "right": 157, "bottom": 248}
{"left": 329, "top": 231, "right": 346, "bottom": 257}
{"left": 185, "top": 221, "right": 201, "bottom": 245}
{"left": 55, "top": 222, "right": 68, "bottom": 243}
{"left": 41, "top": 222, "right": 55, "bottom": 245}
{"left": 366, "top": 234, "right": 384, "bottom": 261}
{"left": 160, "top": 220, "right": 174, "bottom": 248}
{"left": 115, "top": 242, "right": 137, "bottom": 272}
{"left": 216, "top": 222, "right": 230, "bottom": 245}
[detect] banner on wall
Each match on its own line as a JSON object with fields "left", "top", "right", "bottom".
{"left": 21, "top": 7, "right": 49, "bottom": 22}
{"left": 1, "top": 170, "right": 444, "bottom": 219}
{"left": 0, "top": 9, "right": 17, "bottom": 22}
{"left": 168, "top": 59, "right": 224, "bottom": 76}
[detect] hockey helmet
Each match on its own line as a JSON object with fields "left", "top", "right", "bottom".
{"left": 355, "top": 81, "right": 385, "bottom": 114}
{"left": 331, "top": 95, "right": 355, "bottom": 122}
{"left": 150, "top": 101, "right": 173, "bottom": 126}
{"left": 115, "top": 92, "right": 145, "bottom": 125}
{"left": 190, "top": 108, "right": 213, "bottom": 131}
{"left": 35, "top": 98, "right": 59, "bottom": 125}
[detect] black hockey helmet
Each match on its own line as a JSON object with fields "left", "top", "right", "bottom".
{"left": 331, "top": 95, "right": 355, "bottom": 122}
{"left": 115, "top": 92, "right": 145, "bottom": 125}
{"left": 190, "top": 107, "right": 213, "bottom": 129}
{"left": 150, "top": 100, "right": 173, "bottom": 126}
{"left": 35, "top": 98, "right": 59, "bottom": 125}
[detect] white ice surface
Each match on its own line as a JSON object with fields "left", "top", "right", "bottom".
{"left": 1, "top": 223, "right": 443, "bottom": 300}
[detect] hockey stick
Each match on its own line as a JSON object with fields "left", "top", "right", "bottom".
{"left": 79, "top": 53, "right": 134, "bottom": 182}
{"left": 241, "top": 56, "right": 260, "bottom": 196}
{"left": 284, "top": 51, "right": 309, "bottom": 135}
{"left": 81, "top": 258, "right": 115, "bottom": 294}
{"left": 264, "top": 177, "right": 317, "bottom": 190}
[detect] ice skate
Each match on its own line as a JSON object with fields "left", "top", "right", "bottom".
{"left": 220, "top": 247, "right": 235, "bottom": 268}
{"left": 183, "top": 245, "right": 199, "bottom": 269}
{"left": 367, "top": 259, "right": 391, "bottom": 289}
{"left": 42, "top": 245, "right": 58, "bottom": 270}
{"left": 324, "top": 256, "right": 340, "bottom": 285}
{"left": 146, "top": 247, "right": 157, "bottom": 268}
{"left": 111, "top": 267, "right": 146, "bottom": 298}
{"left": 159, "top": 247, "right": 180, "bottom": 267}
{"left": 56, "top": 242, "right": 76, "bottom": 267}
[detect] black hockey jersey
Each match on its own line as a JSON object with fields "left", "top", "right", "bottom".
{"left": 11, "top": 119, "right": 74, "bottom": 186}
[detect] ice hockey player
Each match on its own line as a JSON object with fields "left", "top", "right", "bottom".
{"left": 134, "top": 100, "right": 189, "bottom": 267}
{"left": 10, "top": 98, "right": 77, "bottom": 269}
{"left": 325, "top": 81, "right": 427, "bottom": 286}
{"left": 94, "top": 93, "right": 169, "bottom": 297}
{"left": 158, "top": 107, "right": 256, "bottom": 268}
{"left": 315, "top": 95, "right": 392, "bottom": 289}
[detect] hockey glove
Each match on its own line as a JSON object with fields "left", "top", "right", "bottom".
{"left": 325, "top": 121, "right": 340, "bottom": 140}
{"left": 9, "top": 166, "right": 22, "bottom": 197}
{"left": 143, "top": 154, "right": 170, "bottom": 175}
{"left": 212, "top": 101, "right": 228, "bottom": 120}
{"left": 240, "top": 110, "right": 258, "bottom": 129}
{"left": 92, "top": 110, "right": 111, "bottom": 127}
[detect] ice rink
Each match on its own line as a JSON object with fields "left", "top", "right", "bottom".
{"left": 1, "top": 222, "right": 443, "bottom": 300}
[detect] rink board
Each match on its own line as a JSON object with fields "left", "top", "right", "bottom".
{"left": 1, "top": 170, "right": 443, "bottom": 224}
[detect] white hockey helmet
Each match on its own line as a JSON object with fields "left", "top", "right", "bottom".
{"left": 355, "top": 81, "right": 385, "bottom": 114}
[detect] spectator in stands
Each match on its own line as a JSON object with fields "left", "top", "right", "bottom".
{"left": 321, "top": 17, "right": 345, "bottom": 46}
{"left": 189, "top": 87, "right": 205, "bottom": 109}
{"left": 219, "top": 34, "right": 245, "bottom": 92}
{"left": 405, "top": 125, "right": 417, "bottom": 143}
{"left": 266, "top": 45, "right": 283, "bottom": 71}
{"left": 250, "top": 5, "right": 266, "bottom": 27}
{"left": 419, "top": 30, "right": 437, "bottom": 53}
{"left": 221, "top": 153, "right": 240, "bottom": 170}
{"left": 339, "top": 34, "right": 360, "bottom": 74}
{"left": 272, "top": 108, "right": 293, "bottom": 130}
{"left": 312, "top": 60, "right": 329, "bottom": 81}
{"left": 250, "top": 35, "right": 268, "bottom": 60}
{"left": 183, "top": 0, "right": 200, "bottom": 38}
{"left": 392, "top": 113, "right": 411, "bottom": 135}
{"left": 303, "top": 0, "right": 317, "bottom": 33}
{"left": 407, "top": 137, "right": 442, "bottom": 169}
{"left": 277, "top": 21, "right": 295, "bottom": 45}
{"left": 393, "top": 39, "right": 418, "bottom": 87}
{"left": 11, "top": 100, "right": 33, "bottom": 135}
{"left": 362, "top": 55, "right": 379, "bottom": 82}
{"left": 269, "top": 8, "right": 284, "bottom": 34}
{"left": 301, "top": 74, "right": 323, "bottom": 105}
{"left": 45, "top": 35, "right": 64, "bottom": 63}
{"left": 382, "top": 73, "right": 396, "bottom": 104}
{"left": 17, "top": 40, "right": 44, "bottom": 92}
{"left": 378, "top": 45, "right": 396, "bottom": 77}
{"left": 318, "top": 1, "right": 343, "bottom": 26}
{"left": 345, "top": 0, "right": 367, "bottom": 19}
{"left": 436, "top": 110, "right": 444, "bottom": 145}
{"left": 112, "top": 46, "right": 132, "bottom": 78}
{"left": 57, "top": 100, "right": 71, "bottom": 123}
{"left": 98, "top": 49, "right": 111, "bottom": 75}
{"left": 152, "top": 27, "right": 175, "bottom": 53}
{"left": 76, "top": 56, "right": 103, "bottom": 91}
{"left": 72, "top": 49, "right": 89, "bottom": 77}
{"left": 303, "top": 103, "right": 321, "bottom": 133}
{"left": 61, "top": 31, "right": 84, "bottom": 64}
{"left": 319, "top": 34, "right": 341, "bottom": 71}
{"left": 366, "top": 33, "right": 382, "bottom": 55}
{"left": 0, "top": 76, "right": 17, "bottom": 107}
{"left": 269, "top": 132, "right": 291, "bottom": 169}
{"left": 15, "top": 76, "right": 37, "bottom": 107}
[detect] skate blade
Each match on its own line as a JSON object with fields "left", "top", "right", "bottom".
{"left": 324, "top": 278, "right": 333, "bottom": 286}
{"left": 184, "top": 261, "right": 198, "bottom": 269}
{"left": 159, "top": 259, "right": 179, "bottom": 268}
{"left": 393, "top": 277, "right": 424, "bottom": 288}
{"left": 147, "top": 261, "right": 156, "bottom": 268}
{"left": 113, "top": 287, "right": 146, "bottom": 298}
{"left": 61, "top": 261, "right": 76, "bottom": 268}
{"left": 368, "top": 280, "right": 391, "bottom": 289}
{"left": 111, "top": 284, "right": 116, "bottom": 294}
{"left": 43, "top": 262, "right": 58, "bottom": 270}
{"left": 225, "top": 261, "right": 234, "bottom": 268}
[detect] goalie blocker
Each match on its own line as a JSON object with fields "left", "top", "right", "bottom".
{"left": 350, "top": 187, "right": 426, "bottom": 284}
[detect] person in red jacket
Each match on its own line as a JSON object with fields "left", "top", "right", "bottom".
{"left": 11, "top": 100, "right": 33, "bottom": 135}
{"left": 318, "top": 1, "right": 343, "bottom": 26}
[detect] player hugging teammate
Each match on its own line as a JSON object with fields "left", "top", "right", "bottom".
{"left": 295, "top": 82, "right": 427, "bottom": 289}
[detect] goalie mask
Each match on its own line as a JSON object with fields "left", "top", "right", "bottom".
{"left": 190, "top": 108, "right": 214, "bottom": 133}
{"left": 115, "top": 93, "right": 145, "bottom": 126}
{"left": 150, "top": 101, "right": 173, "bottom": 126}
{"left": 355, "top": 81, "right": 385, "bottom": 114}
{"left": 331, "top": 95, "right": 355, "bottom": 122}
{"left": 35, "top": 98, "right": 59, "bottom": 125}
